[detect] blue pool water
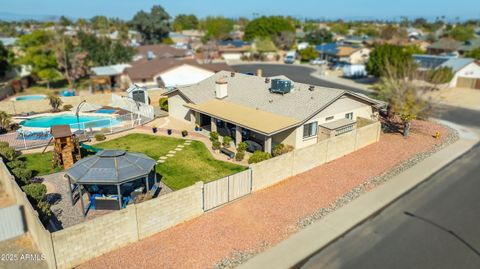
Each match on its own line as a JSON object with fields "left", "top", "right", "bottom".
{"left": 20, "top": 115, "right": 121, "bottom": 129}
{"left": 15, "top": 95, "right": 46, "bottom": 101}
{"left": 95, "top": 109, "right": 116, "bottom": 114}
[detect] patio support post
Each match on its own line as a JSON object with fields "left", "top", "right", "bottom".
{"left": 210, "top": 117, "right": 217, "bottom": 133}
{"left": 154, "top": 166, "right": 157, "bottom": 185}
{"left": 79, "top": 185, "right": 86, "bottom": 217}
{"left": 117, "top": 184, "right": 122, "bottom": 209}
{"left": 235, "top": 125, "right": 242, "bottom": 146}
{"left": 264, "top": 136, "right": 272, "bottom": 154}
{"left": 145, "top": 176, "right": 150, "bottom": 191}
{"left": 67, "top": 176, "right": 74, "bottom": 206}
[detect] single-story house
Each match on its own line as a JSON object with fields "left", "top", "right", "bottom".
{"left": 125, "top": 58, "right": 233, "bottom": 88}
{"left": 90, "top": 64, "right": 132, "bottom": 91}
{"left": 413, "top": 54, "right": 480, "bottom": 89}
{"left": 217, "top": 40, "right": 251, "bottom": 60}
{"left": 132, "top": 44, "right": 191, "bottom": 62}
{"left": 315, "top": 43, "right": 370, "bottom": 64}
{"left": 164, "top": 71, "right": 383, "bottom": 153}
{"left": 427, "top": 38, "right": 480, "bottom": 56}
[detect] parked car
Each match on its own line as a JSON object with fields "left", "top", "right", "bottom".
{"left": 310, "top": 58, "right": 327, "bottom": 65}
{"left": 244, "top": 140, "right": 263, "bottom": 153}
{"left": 284, "top": 51, "right": 296, "bottom": 64}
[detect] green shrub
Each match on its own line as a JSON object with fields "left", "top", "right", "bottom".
{"left": 36, "top": 201, "right": 52, "bottom": 218}
{"left": 159, "top": 98, "right": 169, "bottom": 111}
{"left": 63, "top": 104, "right": 73, "bottom": 111}
{"left": 237, "top": 142, "right": 248, "bottom": 152}
{"left": 210, "top": 131, "right": 219, "bottom": 142}
{"left": 272, "top": 144, "right": 294, "bottom": 157}
{"left": 0, "top": 141, "right": 9, "bottom": 148}
{"left": 22, "top": 183, "right": 46, "bottom": 202}
{"left": 0, "top": 146, "right": 16, "bottom": 162}
{"left": 181, "top": 130, "right": 188, "bottom": 137}
{"left": 212, "top": 140, "right": 221, "bottom": 150}
{"left": 235, "top": 151, "right": 245, "bottom": 161}
{"left": 12, "top": 167, "right": 33, "bottom": 185}
{"left": 95, "top": 133, "right": 106, "bottom": 141}
{"left": 248, "top": 151, "right": 272, "bottom": 164}
{"left": 222, "top": 136, "right": 232, "bottom": 148}
{"left": 7, "top": 159, "right": 26, "bottom": 169}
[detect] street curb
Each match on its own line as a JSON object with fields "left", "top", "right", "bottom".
{"left": 238, "top": 134, "right": 478, "bottom": 269}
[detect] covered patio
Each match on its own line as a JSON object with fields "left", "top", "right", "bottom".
{"left": 65, "top": 150, "right": 158, "bottom": 216}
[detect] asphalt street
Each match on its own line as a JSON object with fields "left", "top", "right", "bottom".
{"left": 296, "top": 143, "right": 480, "bottom": 269}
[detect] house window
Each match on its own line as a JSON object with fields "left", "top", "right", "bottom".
{"left": 303, "top": 122, "right": 318, "bottom": 139}
{"left": 345, "top": 113, "right": 353, "bottom": 120}
{"left": 326, "top": 116, "right": 334, "bottom": 121}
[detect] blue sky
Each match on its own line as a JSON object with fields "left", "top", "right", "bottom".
{"left": 0, "top": 0, "right": 478, "bottom": 21}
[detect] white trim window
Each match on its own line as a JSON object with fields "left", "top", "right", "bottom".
{"left": 345, "top": 112, "right": 353, "bottom": 120}
{"left": 303, "top": 122, "right": 318, "bottom": 139}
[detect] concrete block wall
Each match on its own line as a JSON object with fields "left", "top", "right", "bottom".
{"left": 252, "top": 122, "right": 381, "bottom": 191}
{"left": 136, "top": 182, "right": 204, "bottom": 239}
{"left": 0, "top": 161, "right": 57, "bottom": 269}
{"left": 0, "top": 94, "right": 113, "bottom": 114}
{"left": 51, "top": 205, "right": 138, "bottom": 269}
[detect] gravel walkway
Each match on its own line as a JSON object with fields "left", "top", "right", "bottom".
{"left": 79, "top": 121, "right": 452, "bottom": 269}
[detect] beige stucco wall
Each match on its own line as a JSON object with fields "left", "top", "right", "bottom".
{"left": 272, "top": 127, "right": 297, "bottom": 147}
{"left": 450, "top": 62, "right": 480, "bottom": 87}
{"left": 168, "top": 92, "right": 191, "bottom": 122}
{"left": 136, "top": 182, "right": 203, "bottom": 239}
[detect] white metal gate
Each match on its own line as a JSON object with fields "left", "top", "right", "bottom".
{"left": 203, "top": 169, "right": 252, "bottom": 211}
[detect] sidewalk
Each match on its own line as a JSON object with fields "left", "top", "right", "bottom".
{"left": 239, "top": 122, "right": 478, "bottom": 269}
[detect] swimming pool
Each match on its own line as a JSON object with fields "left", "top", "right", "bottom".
{"left": 14, "top": 95, "right": 47, "bottom": 101}
{"left": 20, "top": 115, "right": 121, "bottom": 129}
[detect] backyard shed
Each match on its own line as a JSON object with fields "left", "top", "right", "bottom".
{"left": 65, "top": 149, "right": 157, "bottom": 216}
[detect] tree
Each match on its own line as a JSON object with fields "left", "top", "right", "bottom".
{"left": 366, "top": 44, "right": 413, "bottom": 77}
{"left": 77, "top": 31, "right": 135, "bottom": 66}
{"left": 448, "top": 25, "right": 475, "bottom": 42}
{"left": 130, "top": 5, "right": 171, "bottom": 44}
{"left": 59, "top": 16, "right": 72, "bottom": 27}
{"left": 244, "top": 16, "right": 294, "bottom": 41}
{"left": 274, "top": 31, "right": 296, "bottom": 50}
{"left": 380, "top": 25, "right": 406, "bottom": 40}
{"left": 465, "top": 48, "right": 480, "bottom": 60}
{"left": 0, "top": 111, "right": 11, "bottom": 133}
{"left": 0, "top": 41, "right": 13, "bottom": 78}
{"left": 172, "top": 14, "right": 198, "bottom": 32}
{"left": 299, "top": 47, "right": 317, "bottom": 62}
{"left": 48, "top": 94, "right": 63, "bottom": 112}
{"left": 248, "top": 151, "right": 272, "bottom": 164}
{"left": 55, "top": 35, "right": 88, "bottom": 89}
{"left": 17, "top": 30, "right": 59, "bottom": 89}
{"left": 200, "top": 16, "right": 234, "bottom": 41}
{"left": 374, "top": 62, "right": 441, "bottom": 137}
{"left": 329, "top": 22, "right": 349, "bottom": 35}
{"left": 90, "top": 15, "right": 109, "bottom": 34}
{"left": 426, "top": 67, "right": 454, "bottom": 84}
{"left": 305, "top": 29, "right": 333, "bottom": 45}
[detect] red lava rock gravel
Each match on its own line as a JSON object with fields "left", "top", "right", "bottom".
{"left": 79, "top": 121, "right": 448, "bottom": 269}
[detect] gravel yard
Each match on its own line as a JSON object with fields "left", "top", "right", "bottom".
{"left": 79, "top": 121, "right": 452, "bottom": 269}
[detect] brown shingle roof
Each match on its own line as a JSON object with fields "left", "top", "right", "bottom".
{"left": 126, "top": 59, "right": 234, "bottom": 82}
{"left": 51, "top": 125, "right": 72, "bottom": 138}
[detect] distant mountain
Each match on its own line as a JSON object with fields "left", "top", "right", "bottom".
{"left": 0, "top": 12, "right": 61, "bottom": 21}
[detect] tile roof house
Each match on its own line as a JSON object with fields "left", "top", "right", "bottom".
{"left": 315, "top": 43, "right": 370, "bottom": 64}
{"left": 413, "top": 54, "right": 480, "bottom": 88}
{"left": 427, "top": 38, "right": 480, "bottom": 55}
{"left": 132, "top": 44, "right": 191, "bottom": 62}
{"left": 125, "top": 58, "right": 233, "bottom": 88}
{"left": 165, "top": 71, "right": 383, "bottom": 153}
{"left": 216, "top": 40, "right": 252, "bottom": 60}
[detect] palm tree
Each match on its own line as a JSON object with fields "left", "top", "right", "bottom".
{"left": 0, "top": 111, "right": 12, "bottom": 133}
{"left": 48, "top": 95, "right": 63, "bottom": 112}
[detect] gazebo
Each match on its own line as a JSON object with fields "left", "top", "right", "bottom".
{"left": 65, "top": 149, "right": 157, "bottom": 216}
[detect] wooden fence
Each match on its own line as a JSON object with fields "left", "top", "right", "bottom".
{"left": 203, "top": 169, "right": 252, "bottom": 211}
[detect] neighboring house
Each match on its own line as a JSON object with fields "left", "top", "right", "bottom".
{"left": 90, "top": 64, "right": 132, "bottom": 91}
{"left": 165, "top": 71, "right": 382, "bottom": 153}
{"left": 217, "top": 40, "right": 251, "bottom": 60}
{"left": 407, "top": 27, "right": 424, "bottom": 41}
{"left": 413, "top": 54, "right": 480, "bottom": 89}
{"left": 315, "top": 43, "right": 370, "bottom": 64}
{"left": 427, "top": 38, "right": 480, "bottom": 55}
{"left": 125, "top": 58, "right": 233, "bottom": 88}
{"left": 339, "top": 35, "right": 373, "bottom": 46}
{"left": 132, "top": 44, "right": 191, "bottom": 62}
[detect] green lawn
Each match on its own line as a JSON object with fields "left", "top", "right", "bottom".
{"left": 23, "top": 134, "right": 246, "bottom": 190}
{"left": 21, "top": 152, "right": 63, "bottom": 176}
{"left": 16, "top": 78, "right": 90, "bottom": 96}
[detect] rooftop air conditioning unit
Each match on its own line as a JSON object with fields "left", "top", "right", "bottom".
{"left": 269, "top": 79, "right": 293, "bottom": 95}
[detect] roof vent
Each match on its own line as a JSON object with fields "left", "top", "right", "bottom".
{"left": 231, "top": 72, "right": 235, "bottom": 77}
{"left": 265, "top": 78, "right": 270, "bottom": 83}
{"left": 309, "top": 85, "right": 315, "bottom": 91}
{"left": 269, "top": 79, "right": 293, "bottom": 95}
{"left": 146, "top": 51, "right": 156, "bottom": 60}
{"left": 269, "top": 99, "right": 273, "bottom": 103}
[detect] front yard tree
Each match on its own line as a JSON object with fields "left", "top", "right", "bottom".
{"left": 366, "top": 44, "right": 412, "bottom": 78}
{"left": 200, "top": 16, "right": 234, "bottom": 41}
{"left": 305, "top": 29, "right": 333, "bottom": 45}
{"left": 55, "top": 35, "right": 88, "bottom": 90}
{"left": 130, "top": 5, "right": 171, "bottom": 44}
{"left": 299, "top": 47, "right": 317, "bottom": 62}
{"left": 465, "top": 48, "right": 480, "bottom": 60}
{"left": 274, "top": 31, "right": 296, "bottom": 50}
{"left": 448, "top": 25, "right": 475, "bottom": 42}
{"left": 173, "top": 14, "right": 198, "bottom": 31}
{"left": 375, "top": 62, "right": 444, "bottom": 137}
